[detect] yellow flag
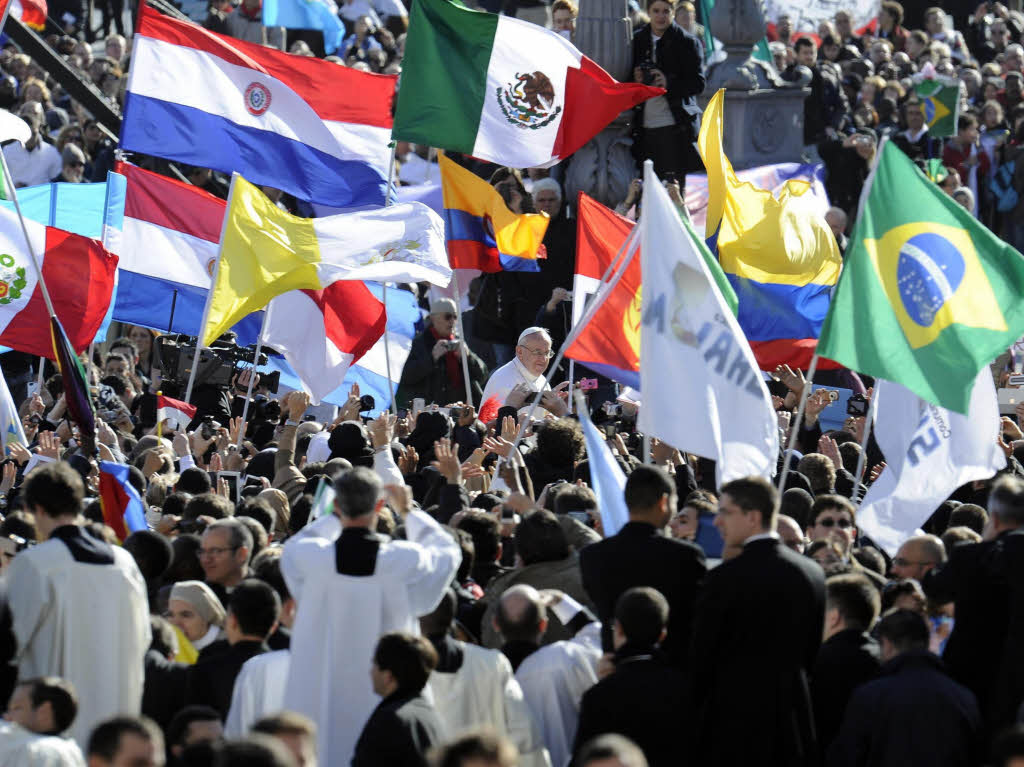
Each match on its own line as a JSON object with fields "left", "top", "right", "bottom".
{"left": 203, "top": 175, "right": 321, "bottom": 346}
{"left": 696, "top": 89, "right": 841, "bottom": 289}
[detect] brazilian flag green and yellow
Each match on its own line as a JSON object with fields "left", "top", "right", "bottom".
{"left": 818, "top": 141, "right": 1024, "bottom": 415}
{"left": 913, "top": 76, "right": 960, "bottom": 137}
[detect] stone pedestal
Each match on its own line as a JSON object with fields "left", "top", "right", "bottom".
{"left": 700, "top": 87, "right": 809, "bottom": 170}
{"left": 563, "top": 0, "right": 636, "bottom": 209}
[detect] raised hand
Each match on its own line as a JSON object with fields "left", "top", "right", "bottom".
{"left": 431, "top": 437, "right": 462, "bottom": 484}
{"left": 368, "top": 410, "right": 396, "bottom": 449}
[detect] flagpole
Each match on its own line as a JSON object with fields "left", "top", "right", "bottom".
{"left": 853, "top": 388, "right": 879, "bottom": 504}
{"left": 776, "top": 353, "right": 819, "bottom": 492}
{"left": 567, "top": 359, "right": 575, "bottom": 414}
{"left": 499, "top": 227, "right": 641, "bottom": 468}
{"left": 185, "top": 173, "right": 238, "bottom": 404}
{"left": 0, "top": 153, "right": 56, "bottom": 318}
{"left": 452, "top": 270, "right": 474, "bottom": 408}
{"left": 239, "top": 307, "right": 269, "bottom": 431}
{"left": 381, "top": 141, "right": 400, "bottom": 415}
{"left": 381, "top": 283, "right": 399, "bottom": 414}
{"left": 156, "top": 389, "right": 162, "bottom": 439}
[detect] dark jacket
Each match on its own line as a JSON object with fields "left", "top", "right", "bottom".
{"left": 630, "top": 23, "right": 705, "bottom": 140}
{"left": 351, "top": 691, "right": 445, "bottom": 767}
{"left": 811, "top": 629, "right": 881, "bottom": 758}
{"left": 818, "top": 135, "right": 872, "bottom": 224}
{"left": 397, "top": 328, "right": 488, "bottom": 408}
{"left": 580, "top": 520, "right": 706, "bottom": 665}
{"left": 827, "top": 650, "right": 982, "bottom": 767}
{"left": 573, "top": 644, "right": 690, "bottom": 767}
{"left": 142, "top": 649, "right": 188, "bottom": 730}
{"left": 480, "top": 552, "right": 596, "bottom": 648}
{"left": 691, "top": 537, "right": 825, "bottom": 767}
{"left": 184, "top": 639, "right": 268, "bottom": 718}
{"left": 923, "top": 532, "right": 1014, "bottom": 721}
{"left": 795, "top": 63, "right": 849, "bottom": 143}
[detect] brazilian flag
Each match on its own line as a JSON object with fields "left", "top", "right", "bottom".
{"left": 818, "top": 141, "right": 1024, "bottom": 414}
{"left": 914, "top": 76, "right": 960, "bottom": 137}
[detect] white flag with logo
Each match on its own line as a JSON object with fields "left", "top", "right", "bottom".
{"left": 857, "top": 370, "right": 1006, "bottom": 555}
{"left": 636, "top": 161, "right": 778, "bottom": 484}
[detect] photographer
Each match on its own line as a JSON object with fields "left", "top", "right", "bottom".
{"left": 398, "top": 298, "right": 488, "bottom": 408}
{"left": 630, "top": 0, "right": 706, "bottom": 184}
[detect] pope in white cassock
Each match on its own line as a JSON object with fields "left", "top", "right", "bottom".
{"left": 281, "top": 466, "right": 460, "bottom": 767}
{"left": 479, "top": 326, "right": 554, "bottom": 408}
{"left": 6, "top": 463, "right": 150, "bottom": 748}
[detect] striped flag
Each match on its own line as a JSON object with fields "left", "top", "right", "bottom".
{"left": 98, "top": 460, "right": 148, "bottom": 541}
{"left": 122, "top": 3, "right": 395, "bottom": 207}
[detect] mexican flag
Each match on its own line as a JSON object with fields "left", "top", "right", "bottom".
{"left": 392, "top": 0, "right": 664, "bottom": 168}
{"left": 817, "top": 141, "right": 1024, "bottom": 414}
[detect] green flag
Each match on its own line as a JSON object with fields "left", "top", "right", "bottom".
{"left": 818, "top": 141, "right": 1024, "bottom": 414}
{"left": 913, "top": 76, "right": 960, "bottom": 138}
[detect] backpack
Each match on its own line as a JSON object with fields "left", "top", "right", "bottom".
{"left": 990, "top": 159, "right": 1018, "bottom": 213}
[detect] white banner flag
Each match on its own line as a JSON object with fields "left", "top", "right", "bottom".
{"left": 763, "top": 0, "right": 879, "bottom": 37}
{"left": 857, "top": 370, "right": 1006, "bottom": 555}
{"left": 636, "top": 161, "right": 779, "bottom": 485}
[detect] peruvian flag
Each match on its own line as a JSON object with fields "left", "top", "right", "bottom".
{"left": 157, "top": 395, "right": 197, "bottom": 430}
{"left": 0, "top": 0, "right": 47, "bottom": 30}
{"left": 263, "top": 281, "right": 386, "bottom": 405}
{"left": 0, "top": 207, "right": 117, "bottom": 358}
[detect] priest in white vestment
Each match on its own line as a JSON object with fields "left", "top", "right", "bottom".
{"left": 421, "top": 590, "right": 551, "bottom": 767}
{"left": 7, "top": 463, "right": 150, "bottom": 747}
{"left": 281, "top": 467, "right": 460, "bottom": 767}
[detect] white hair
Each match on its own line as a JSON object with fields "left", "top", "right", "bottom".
{"left": 531, "top": 177, "right": 562, "bottom": 200}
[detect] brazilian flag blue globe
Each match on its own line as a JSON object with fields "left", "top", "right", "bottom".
{"left": 818, "top": 141, "right": 1024, "bottom": 415}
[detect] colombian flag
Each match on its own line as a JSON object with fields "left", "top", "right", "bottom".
{"left": 98, "top": 461, "right": 148, "bottom": 542}
{"left": 698, "top": 89, "right": 843, "bottom": 370}
{"left": 439, "top": 152, "right": 548, "bottom": 273}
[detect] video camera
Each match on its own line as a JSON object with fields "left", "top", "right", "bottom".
{"left": 154, "top": 334, "right": 281, "bottom": 396}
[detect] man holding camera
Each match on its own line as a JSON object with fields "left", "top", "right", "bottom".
{"left": 630, "top": 0, "right": 706, "bottom": 184}
{"left": 397, "top": 298, "right": 488, "bottom": 408}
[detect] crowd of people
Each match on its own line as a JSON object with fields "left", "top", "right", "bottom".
{"left": 2, "top": 0, "right": 1024, "bottom": 765}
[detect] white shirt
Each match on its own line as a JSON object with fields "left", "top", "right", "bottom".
{"left": 480, "top": 358, "right": 550, "bottom": 409}
{"left": 427, "top": 642, "right": 551, "bottom": 767}
{"left": 225, "top": 649, "right": 290, "bottom": 738}
{"left": 902, "top": 126, "right": 929, "bottom": 144}
{"left": 515, "top": 635, "right": 600, "bottom": 767}
{"left": 0, "top": 723, "right": 85, "bottom": 767}
{"left": 3, "top": 140, "right": 62, "bottom": 187}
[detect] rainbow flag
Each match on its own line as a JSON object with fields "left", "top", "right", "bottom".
{"left": 438, "top": 152, "right": 548, "bottom": 272}
{"left": 98, "top": 461, "right": 148, "bottom": 541}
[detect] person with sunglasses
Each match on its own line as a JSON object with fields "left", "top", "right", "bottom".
{"left": 397, "top": 297, "right": 487, "bottom": 409}
{"left": 806, "top": 495, "right": 859, "bottom": 553}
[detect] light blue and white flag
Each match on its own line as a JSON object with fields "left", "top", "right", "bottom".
{"left": 577, "top": 392, "right": 629, "bottom": 536}
{"left": 0, "top": 366, "right": 25, "bottom": 454}
{"left": 264, "top": 0, "right": 346, "bottom": 53}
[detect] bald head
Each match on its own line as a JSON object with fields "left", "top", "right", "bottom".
{"left": 891, "top": 534, "right": 946, "bottom": 581}
{"left": 824, "top": 207, "right": 847, "bottom": 239}
{"left": 495, "top": 584, "right": 547, "bottom": 643}
{"left": 777, "top": 514, "right": 806, "bottom": 553}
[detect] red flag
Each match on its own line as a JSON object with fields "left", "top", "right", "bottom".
{"left": 564, "top": 193, "right": 641, "bottom": 388}
{"left": 0, "top": 212, "right": 117, "bottom": 359}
